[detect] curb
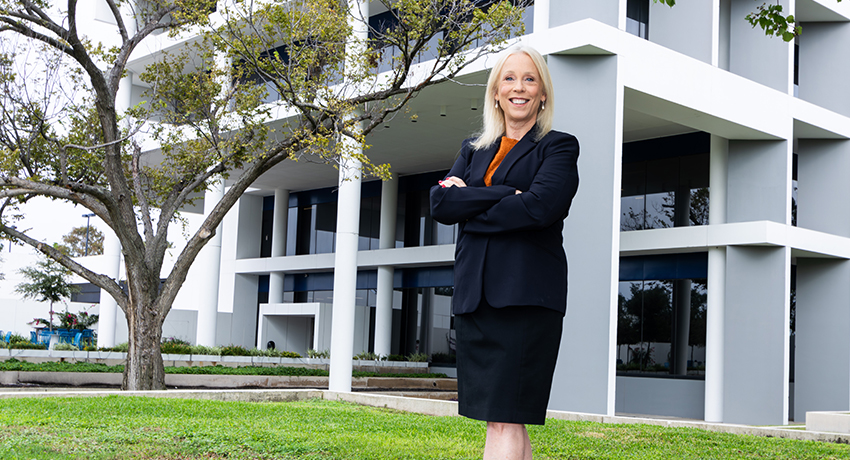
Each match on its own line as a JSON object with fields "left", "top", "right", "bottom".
{"left": 0, "top": 371, "right": 457, "bottom": 391}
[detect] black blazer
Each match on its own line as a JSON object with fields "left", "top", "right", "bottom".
{"left": 430, "top": 127, "right": 579, "bottom": 315}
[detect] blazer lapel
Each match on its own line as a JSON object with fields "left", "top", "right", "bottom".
{"left": 489, "top": 126, "right": 540, "bottom": 186}
{"left": 468, "top": 142, "right": 499, "bottom": 187}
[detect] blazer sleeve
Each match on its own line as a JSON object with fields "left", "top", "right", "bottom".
{"left": 462, "top": 134, "right": 579, "bottom": 234}
{"left": 430, "top": 141, "right": 516, "bottom": 225}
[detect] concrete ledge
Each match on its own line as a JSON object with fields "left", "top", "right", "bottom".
{"left": 13, "top": 371, "right": 123, "bottom": 386}
{"left": 808, "top": 411, "right": 850, "bottom": 434}
{"left": 2, "top": 351, "right": 429, "bottom": 373}
{"left": 0, "top": 371, "right": 457, "bottom": 391}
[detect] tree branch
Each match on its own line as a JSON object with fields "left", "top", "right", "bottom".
{"left": 0, "top": 223, "right": 128, "bottom": 311}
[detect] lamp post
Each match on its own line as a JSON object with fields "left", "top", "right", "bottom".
{"left": 82, "top": 213, "right": 95, "bottom": 256}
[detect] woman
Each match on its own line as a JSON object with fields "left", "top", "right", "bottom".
{"left": 430, "top": 46, "right": 579, "bottom": 459}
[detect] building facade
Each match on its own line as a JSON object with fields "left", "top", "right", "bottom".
{"left": 81, "top": 0, "right": 850, "bottom": 426}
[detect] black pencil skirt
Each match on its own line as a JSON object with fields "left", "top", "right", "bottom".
{"left": 455, "top": 300, "right": 564, "bottom": 425}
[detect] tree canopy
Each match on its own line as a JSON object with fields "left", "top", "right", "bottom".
{"left": 55, "top": 225, "right": 104, "bottom": 257}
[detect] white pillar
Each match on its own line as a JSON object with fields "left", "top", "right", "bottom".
{"left": 97, "top": 231, "right": 122, "bottom": 348}
{"left": 705, "top": 134, "right": 728, "bottom": 422}
{"left": 533, "top": 0, "right": 549, "bottom": 32}
{"left": 268, "top": 188, "right": 289, "bottom": 304}
{"left": 374, "top": 175, "right": 397, "bottom": 357}
{"left": 329, "top": 0, "right": 369, "bottom": 393}
{"left": 328, "top": 153, "right": 362, "bottom": 392}
{"left": 195, "top": 180, "right": 225, "bottom": 346}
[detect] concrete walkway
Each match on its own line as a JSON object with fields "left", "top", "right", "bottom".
{"left": 0, "top": 387, "right": 847, "bottom": 445}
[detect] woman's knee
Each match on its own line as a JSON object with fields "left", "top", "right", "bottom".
{"left": 487, "top": 422, "right": 526, "bottom": 434}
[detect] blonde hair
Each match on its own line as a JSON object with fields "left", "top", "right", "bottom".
{"left": 470, "top": 45, "right": 554, "bottom": 150}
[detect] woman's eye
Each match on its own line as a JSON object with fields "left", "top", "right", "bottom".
{"left": 504, "top": 76, "right": 514, "bottom": 81}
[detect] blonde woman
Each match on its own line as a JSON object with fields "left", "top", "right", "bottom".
{"left": 430, "top": 46, "right": 579, "bottom": 459}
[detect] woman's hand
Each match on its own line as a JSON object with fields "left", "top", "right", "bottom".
{"left": 439, "top": 176, "right": 467, "bottom": 188}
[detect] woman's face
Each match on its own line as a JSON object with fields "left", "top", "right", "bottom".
{"left": 495, "top": 53, "right": 546, "bottom": 129}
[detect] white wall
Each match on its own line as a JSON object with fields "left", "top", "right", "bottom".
{"left": 616, "top": 376, "right": 706, "bottom": 420}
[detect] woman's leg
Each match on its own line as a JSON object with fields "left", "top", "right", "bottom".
{"left": 483, "top": 422, "right": 532, "bottom": 460}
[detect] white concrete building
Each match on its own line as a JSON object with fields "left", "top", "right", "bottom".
{"left": 7, "top": 0, "right": 850, "bottom": 427}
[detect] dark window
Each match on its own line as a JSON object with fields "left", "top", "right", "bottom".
{"left": 617, "top": 253, "right": 708, "bottom": 377}
{"left": 626, "top": 0, "right": 650, "bottom": 39}
{"left": 260, "top": 195, "right": 274, "bottom": 258}
{"left": 792, "top": 152, "right": 798, "bottom": 227}
{"left": 359, "top": 195, "right": 381, "bottom": 250}
{"left": 621, "top": 133, "right": 710, "bottom": 232}
{"left": 793, "top": 40, "right": 800, "bottom": 93}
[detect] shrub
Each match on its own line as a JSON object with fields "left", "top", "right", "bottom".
{"left": 53, "top": 343, "right": 79, "bottom": 351}
{"left": 189, "top": 345, "right": 222, "bottom": 356}
{"left": 99, "top": 342, "right": 129, "bottom": 352}
{"left": 160, "top": 343, "right": 191, "bottom": 355}
{"left": 9, "top": 334, "right": 30, "bottom": 344}
{"left": 406, "top": 353, "right": 428, "bottom": 362}
{"left": 307, "top": 349, "right": 330, "bottom": 359}
{"left": 353, "top": 351, "right": 381, "bottom": 361}
{"left": 220, "top": 344, "right": 250, "bottom": 356}
{"left": 160, "top": 337, "right": 191, "bottom": 355}
{"left": 386, "top": 354, "right": 405, "bottom": 362}
{"left": 9, "top": 342, "right": 47, "bottom": 350}
{"left": 251, "top": 349, "right": 302, "bottom": 358}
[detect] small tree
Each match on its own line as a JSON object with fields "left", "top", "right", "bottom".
{"left": 55, "top": 226, "right": 105, "bottom": 257}
{"left": 16, "top": 258, "right": 79, "bottom": 332}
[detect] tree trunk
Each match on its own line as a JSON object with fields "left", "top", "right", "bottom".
{"left": 122, "top": 310, "right": 166, "bottom": 390}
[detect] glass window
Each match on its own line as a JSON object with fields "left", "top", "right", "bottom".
{"left": 398, "top": 189, "right": 457, "bottom": 247}
{"left": 617, "top": 278, "right": 707, "bottom": 377}
{"left": 286, "top": 206, "right": 298, "bottom": 256}
{"left": 295, "top": 205, "right": 313, "bottom": 255}
{"left": 792, "top": 153, "right": 798, "bottom": 227}
{"left": 359, "top": 196, "right": 381, "bottom": 250}
{"left": 621, "top": 142, "right": 710, "bottom": 232}
{"left": 260, "top": 196, "right": 274, "bottom": 258}
{"left": 626, "top": 0, "right": 649, "bottom": 39}
{"left": 314, "top": 201, "right": 337, "bottom": 254}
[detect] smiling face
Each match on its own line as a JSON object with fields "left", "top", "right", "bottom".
{"left": 495, "top": 52, "right": 546, "bottom": 137}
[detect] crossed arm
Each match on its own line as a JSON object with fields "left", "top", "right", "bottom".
{"left": 430, "top": 135, "right": 579, "bottom": 233}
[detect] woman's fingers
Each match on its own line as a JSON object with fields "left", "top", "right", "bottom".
{"left": 439, "top": 176, "right": 467, "bottom": 188}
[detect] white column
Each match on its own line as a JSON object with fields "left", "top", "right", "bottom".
{"left": 533, "top": 0, "right": 549, "bottom": 32}
{"left": 195, "top": 179, "right": 225, "bottom": 346}
{"left": 547, "top": 54, "right": 622, "bottom": 416}
{"left": 705, "top": 134, "right": 728, "bottom": 422}
{"left": 97, "top": 231, "right": 122, "bottom": 348}
{"left": 268, "top": 188, "right": 289, "bottom": 304}
{"left": 374, "top": 175, "right": 397, "bottom": 357}
{"left": 328, "top": 153, "right": 362, "bottom": 392}
{"left": 329, "top": 0, "right": 368, "bottom": 393}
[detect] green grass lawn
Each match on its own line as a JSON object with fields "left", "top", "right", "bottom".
{"left": 0, "top": 396, "right": 846, "bottom": 459}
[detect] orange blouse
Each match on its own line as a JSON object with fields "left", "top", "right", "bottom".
{"left": 484, "top": 136, "right": 519, "bottom": 186}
